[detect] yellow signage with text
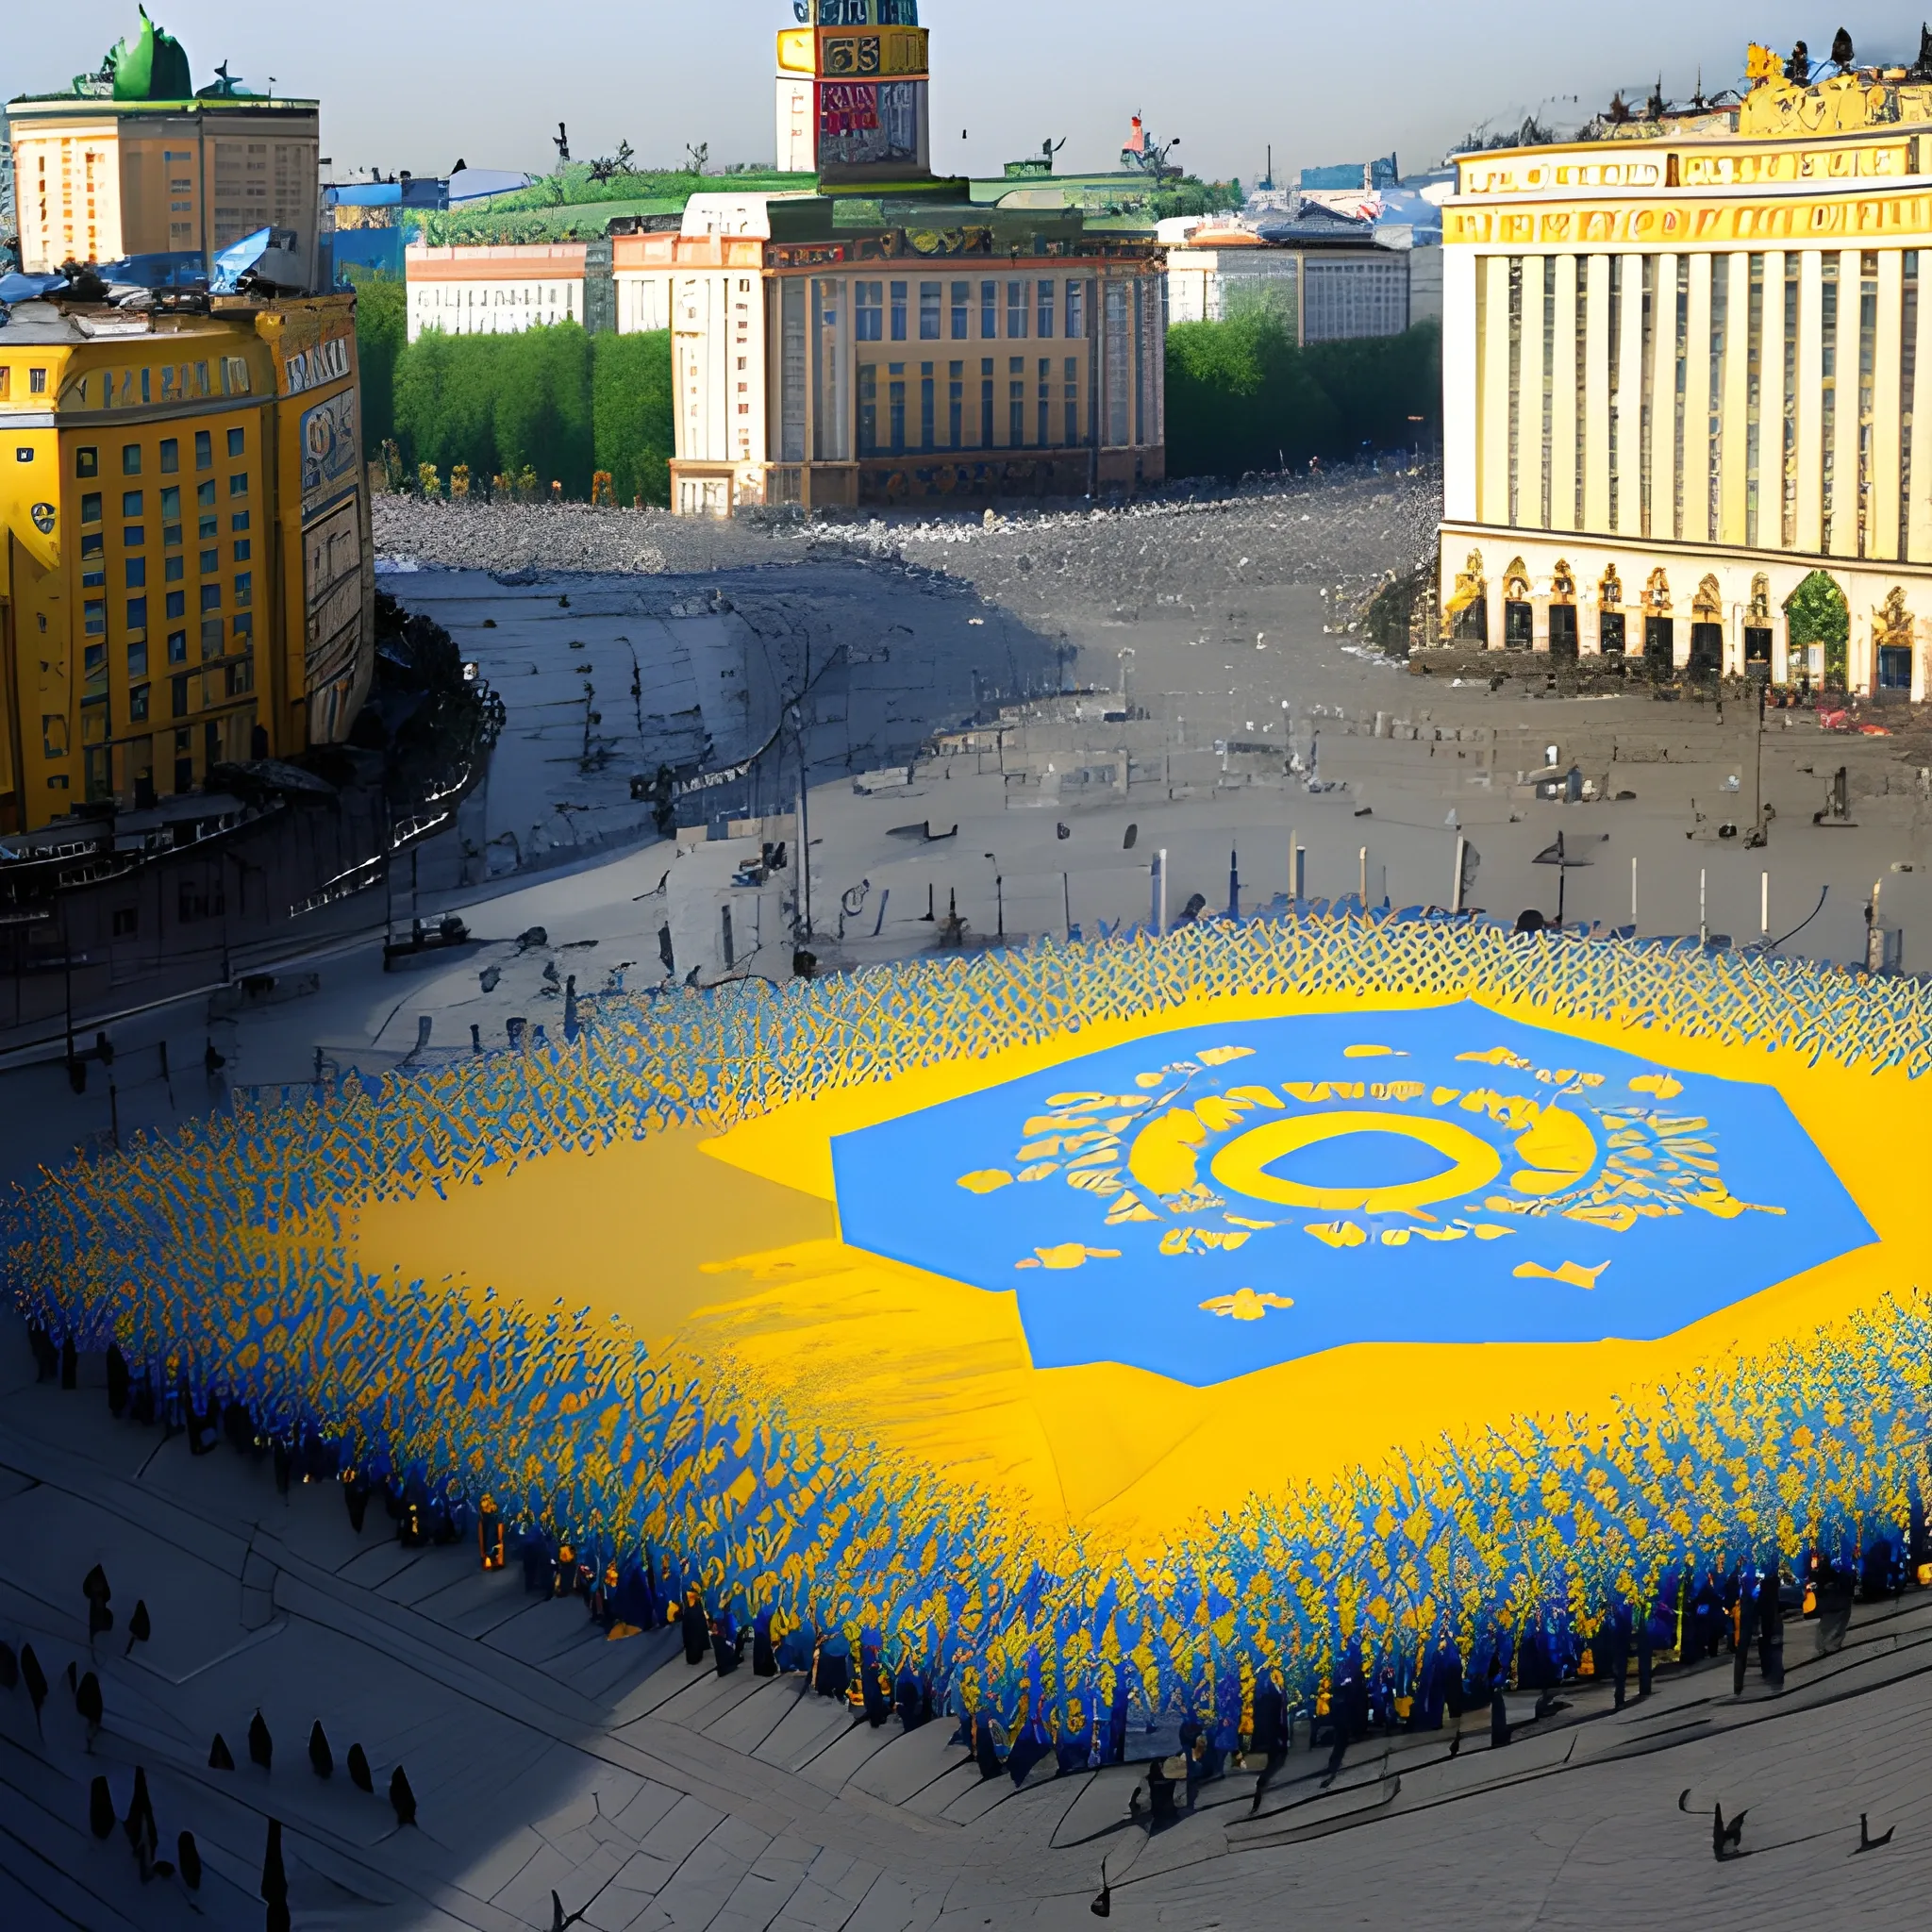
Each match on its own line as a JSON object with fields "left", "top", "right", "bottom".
{"left": 779, "top": 25, "right": 928, "bottom": 77}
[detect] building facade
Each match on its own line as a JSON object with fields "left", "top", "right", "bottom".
{"left": 0, "top": 291, "right": 375, "bottom": 832}
{"left": 405, "top": 243, "right": 590, "bottom": 341}
{"left": 8, "top": 75, "right": 320, "bottom": 286}
{"left": 1163, "top": 222, "right": 1414, "bottom": 340}
{"left": 655, "top": 193, "right": 1164, "bottom": 514}
{"left": 1441, "top": 52, "right": 1932, "bottom": 697}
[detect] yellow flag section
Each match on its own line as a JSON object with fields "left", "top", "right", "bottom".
{"left": 343, "top": 979, "right": 1923, "bottom": 1562}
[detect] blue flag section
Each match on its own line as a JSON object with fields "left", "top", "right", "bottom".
{"left": 832, "top": 1004, "right": 1875, "bottom": 1386}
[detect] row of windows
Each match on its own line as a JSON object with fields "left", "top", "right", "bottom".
{"left": 857, "top": 357, "right": 1082, "bottom": 456}
{"left": 75, "top": 619, "right": 256, "bottom": 734}
{"left": 75, "top": 427, "right": 246, "bottom": 479}
{"left": 413, "top": 285, "right": 578, "bottom": 307}
{"left": 1484, "top": 248, "right": 1918, "bottom": 560}
{"left": 854, "top": 279, "right": 1089, "bottom": 344}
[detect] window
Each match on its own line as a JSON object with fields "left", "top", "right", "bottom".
{"left": 165, "top": 555, "right": 184, "bottom": 582}
{"left": 201, "top": 583, "right": 222, "bottom": 613}
{"left": 125, "top": 558, "right": 146, "bottom": 588}
{"left": 229, "top": 473, "right": 248, "bottom": 498}
{"left": 28, "top": 368, "right": 47, "bottom": 394}
{"left": 130, "top": 683, "right": 150, "bottom": 722}
{"left": 234, "top": 572, "right": 252, "bottom": 608}
{"left": 197, "top": 479, "right": 215, "bottom": 508}
{"left": 194, "top": 430, "right": 211, "bottom": 470}
{"left": 84, "top": 600, "right": 107, "bottom": 636}
{"left": 952, "top": 281, "right": 970, "bottom": 339}
{"left": 891, "top": 282, "right": 908, "bottom": 341}
{"left": 200, "top": 548, "right": 218, "bottom": 575}
{"left": 177, "top": 877, "right": 225, "bottom": 924}
{"left": 122, "top": 490, "right": 143, "bottom": 517}
{"left": 225, "top": 658, "right": 254, "bottom": 697}
{"left": 1010, "top": 357, "right": 1026, "bottom": 444}
{"left": 1008, "top": 281, "right": 1028, "bottom": 340}
{"left": 126, "top": 597, "right": 148, "bottom": 631}
{"left": 81, "top": 491, "right": 101, "bottom": 525}
{"left": 159, "top": 438, "right": 178, "bottom": 474}
{"left": 200, "top": 619, "right": 223, "bottom": 658}
{"left": 920, "top": 283, "right": 941, "bottom": 340}
{"left": 112, "top": 908, "right": 139, "bottom": 938}
{"left": 199, "top": 515, "right": 217, "bottom": 541}
{"left": 124, "top": 525, "right": 144, "bottom": 549}
{"left": 122, "top": 444, "right": 142, "bottom": 476}
{"left": 166, "top": 591, "right": 186, "bottom": 619}
{"left": 982, "top": 357, "right": 995, "bottom": 445}
{"left": 1039, "top": 357, "right": 1052, "bottom": 446}
{"left": 1067, "top": 281, "right": 1087, "bottom": 340}
{"left": 858, "top": 363, "right": 877, "bottom": 453}
{"left": 1038, "top": 281, "right": 1056, "bottom": 339}
{"left": 76, "top": 447, "right": 98, "bottom": 478}
{"left": 127, "top": 641, "right": 148, "bottom": 678}
{"left": 167, "top": 631, "right": 187, "bottom": 665}
{"left": 889, "top": 363, "right": 906, "bottom": 451}
{"left": 950, "top": 359, "right": 964, "bottom": 445}
{"left": 226, "top": 426, "right": 245, "bottom": 458}
{"left": 160, "top": 485, "right": 180, "bottom": 520}
{"left": 232, "top": 539, "right": 250, "bottom": 563}
{"left": 982, "top": 280, "right": 999, "bottom": 339}
{"left": 233, "top": 612, "right": 253, "bottom": 643}
{"left": 230, "top": 509, "right": 249, "bottom": 533}
{"left": 856, "top": 281, "right": 884, "bottom": 341}
{"left": 84, "top": 643, "right": 108, "bottom": 692}
{"left": 172, "top": 675, "right": 191, "bottom": 719}
{"left": 921, "top": 362, "right": 935, "bottom": 448}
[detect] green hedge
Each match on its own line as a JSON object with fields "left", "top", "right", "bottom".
{"left": 350, "top": 273, "right": 408, "bottom": 461}
{"left": 1166, "top": 313, "right": 1441, "bottom": 479}
{"left": 370, "top": 322, "right": 675, "bottom": 507}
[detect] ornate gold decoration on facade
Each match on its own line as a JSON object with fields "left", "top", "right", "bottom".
{"left": 1553, "top": 561, "right": 1576, "bottom": 601}
{"left": 1750, "top": 575, "right": 1773, "bottom": 621}
{"left": 1503, "top": 557, "right": 1531, "bottom": 601}
{"left": 1643, "top": 568, "right": 1673, "bottom": 613}
{"left": 1874, "top": 585, "right": 1914, "bottom": 647}
{"left": 1693, "top": 574, "right": 1724, "bottom": 619}
{"left": 1600, "top": 566, "right": 1624, "bottom": 608}
{"left": 1442, "top": 551, "right": 1488, "bottom": 639}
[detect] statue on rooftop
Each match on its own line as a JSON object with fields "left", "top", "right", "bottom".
{"left": 105, "top": 7, "right": 192, "bottom": 102}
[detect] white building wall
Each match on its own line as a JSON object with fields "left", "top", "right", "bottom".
{"left": 406, "top": 275, "right": 582, "bottom": 342}
{"left": 615, "top": 272, "right": 675, "bottom": 334}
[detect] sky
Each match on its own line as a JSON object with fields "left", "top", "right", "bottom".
{"left": 6, "top": 5, "right": 1928, "bottom": 189}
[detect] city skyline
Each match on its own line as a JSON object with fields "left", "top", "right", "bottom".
{"left": 6, "top": 2, "right": 1924, "bottom": 191}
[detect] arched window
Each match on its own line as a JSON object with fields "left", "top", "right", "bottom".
{"left": 1641, "top": 568, "right": 1674, "bottom": 675}
{"left": 1503, "top": 557, "right": 1532, "bottom": 649}
{"left": 1874, "top": 586, "right": 1913, "bottom": 698}
{"left": 1549, "top": 560, "right": 1577, "bottom": 660}
{"left": 1689, "top": 574, "right": 1724, "bottom": 678}
{"left": 1598, "top": 566, "right": 1625, "bottom": 658}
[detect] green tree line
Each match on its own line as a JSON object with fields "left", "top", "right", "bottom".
{"left": 351, "top": 274, "right": 1437, "bottom": 506}
{"left": 352, "top": 277, "right": 675, "bottom": 506}
{"left": 1164, "top": 312, "right": 1441, "bottom": 478}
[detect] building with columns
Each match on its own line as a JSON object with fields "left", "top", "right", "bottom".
{"left": 1440, "top": 48, "right": 1932, "bottom": 698}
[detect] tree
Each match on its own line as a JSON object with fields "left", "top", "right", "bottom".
{"left": 1164, "top": 312, "right": 1440, "bottom": 479}
{"left": 1785, "top": 569, "right": 1849, "bottom": 682}
{"left": 591, "top": 332, "right": 675, "bottom": 507}
{"left": 349, "top": 272, "right": 408, "bottom": 458}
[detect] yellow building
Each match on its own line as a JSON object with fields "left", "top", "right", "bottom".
{"left": 0, "top": 291, "right": 374, "bottom": 833}
{"left": 1440, "top": 47, "right": 1932, "bottom": 698}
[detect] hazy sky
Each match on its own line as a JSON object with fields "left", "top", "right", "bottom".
{"left": 7, "top": 5, "right": 1926, "bottom": 187}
